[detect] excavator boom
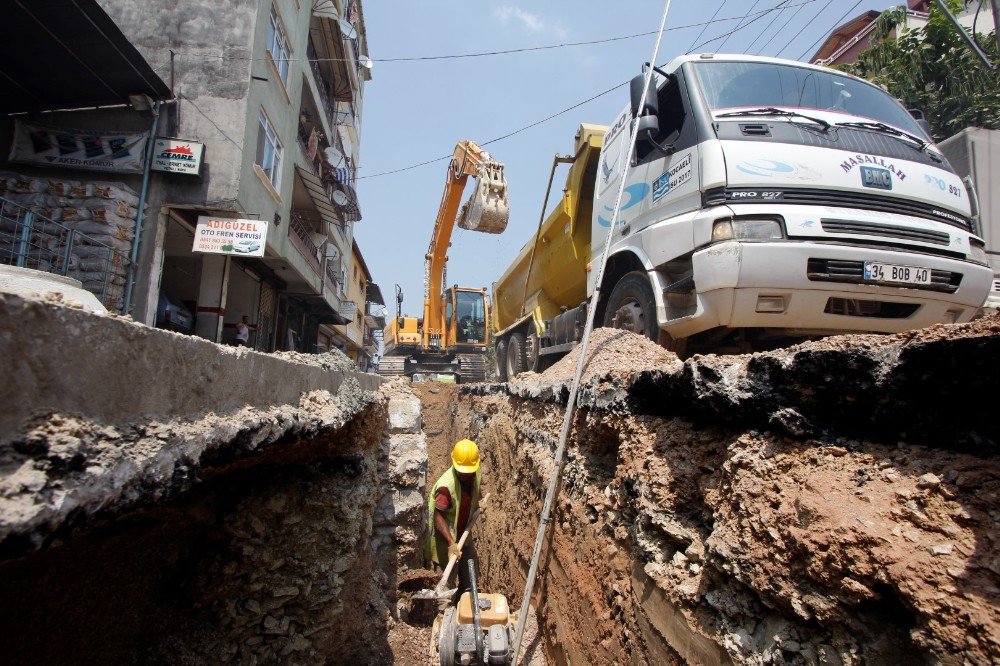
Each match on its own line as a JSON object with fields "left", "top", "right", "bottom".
{"left": 378, "top": 140, "right": 509, "bottom": 383}
{"left": 423, "top": 141, "right": 509, "bottom": 345}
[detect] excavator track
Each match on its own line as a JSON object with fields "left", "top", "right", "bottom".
{"left": 377, "top": 355, "right": 407, "bottom": 378}
{"left": 456, "top": 354, "right": 487, "bottom": 384}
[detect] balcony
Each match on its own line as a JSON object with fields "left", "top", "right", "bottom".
{"left": 288, "top": 210, "right": 323, "bottom": 272}
{"left": 307, "top": 40, "right": 355, "bottom": 132}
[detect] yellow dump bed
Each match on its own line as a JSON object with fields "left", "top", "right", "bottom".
{"left": 492, "top": 124, "right": 606, "bottom": 335}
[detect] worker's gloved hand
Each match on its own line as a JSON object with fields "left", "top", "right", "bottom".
{"left": 448, "top": 543, "right": 462, "bottom": 560}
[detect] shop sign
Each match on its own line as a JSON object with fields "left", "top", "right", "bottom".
{"left": 193, "top": 216, "right": 268, "bottom": 257}
{"left": 151, "top": 138, "right": 204, "bottom": 175}
{"left": 10, "top": 119, "right": 147, "bottom": 174}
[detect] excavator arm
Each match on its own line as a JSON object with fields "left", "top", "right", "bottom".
{"left": 422, "top": 141, "right": 508, "bottom": 347}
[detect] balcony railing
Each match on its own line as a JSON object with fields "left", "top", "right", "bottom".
{"left": 307, "top": 42, "right": 355, "bottom": 131}
{"left": 288, "top": 211, "right": 322, "bottom": 272}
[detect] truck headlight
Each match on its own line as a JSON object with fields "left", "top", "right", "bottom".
{"left": 712, "top": 217, "right": 785, "bottom": 242}
{"left": 969, "top": 239, "right": 988, "bottom": 265}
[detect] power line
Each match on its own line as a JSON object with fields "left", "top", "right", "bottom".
{"left": 168, "top": 2, "right": 821, "bottom": 66}
{"left": 686, "top": 0, "right": 728, "bottom": 54}
{"left": 754, "top": 0, "right": 810, "bottom": 55}
{"left": 689, "top": 0, "right": 810, "bottom": 53}
{"left": 718, "top": 0, "right": 761, "bottom": 51}
{"left": 357, "top": 79, "right": 628, "bottom": 179}
{"left": 797, "top": 0, "right": 864, "bottom": 61}
{"left": 744, "top": 0, "right": 792, "bottom": 54}
{"left": 772, "top": 0, "right": 834, "bottom": 57}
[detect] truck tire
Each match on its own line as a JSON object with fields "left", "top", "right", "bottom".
{"left": 526, "top": 331, "right": 541, "bottom": 372}
{"left": 506, "top": 332, "right": 528, "bottom": 378}
{"left": 495, "top": 339, "right": 508, "bottom": 382}
{"left": 603, "top": 271, "right": 658, "bottom": 342}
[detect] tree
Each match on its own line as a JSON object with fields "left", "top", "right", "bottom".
{"left": 844, "top": 0, "right": 1000, "bottom": 141}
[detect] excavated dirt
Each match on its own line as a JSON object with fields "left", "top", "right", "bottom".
{"left": 452, "top": 320, "right": 1000, "bottom": 664}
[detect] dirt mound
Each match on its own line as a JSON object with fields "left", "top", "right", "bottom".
{"left": 270, "top": 349, "right": 358, "bottom": 372}
{"left": 542, "top": 327, "right": 680, "bottom": 382}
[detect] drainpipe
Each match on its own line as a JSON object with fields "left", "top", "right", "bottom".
{"left": 122, "top": 101, "right": 162, "bottom": 315}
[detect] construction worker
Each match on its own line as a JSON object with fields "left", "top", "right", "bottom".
{"left": 425, "top": 438, "right": 482, "bottom": 596}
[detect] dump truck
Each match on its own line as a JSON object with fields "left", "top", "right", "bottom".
{"left": 492, "top": 53, "right": 992, "bottom": 378}
{"left": 379, "top": 141, "right": 509, "bottom": 383}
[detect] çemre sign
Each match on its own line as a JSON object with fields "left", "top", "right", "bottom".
{"left": 193, "top": 216, "right": 268, "bottom": 258}
{"left": 151, "top": 138, "right": 204, "bottom": 175}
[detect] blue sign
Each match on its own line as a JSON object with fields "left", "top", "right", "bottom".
{"left": 860, "top": 166, "right": 892, "bottom": 190}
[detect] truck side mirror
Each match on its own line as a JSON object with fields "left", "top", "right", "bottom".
{"left": 630, "top": 74, "right": 658, "bottom": 118}
{"left": 908, "top": 108, "right": 933, "bottom": 138}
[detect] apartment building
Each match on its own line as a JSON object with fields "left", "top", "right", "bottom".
{"left": 92, "top": 0, "right": 380, "bottom": 351}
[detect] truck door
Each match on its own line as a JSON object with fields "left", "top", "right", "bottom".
{"left": 633, "top": 72, "right": 701, "bottom": 234}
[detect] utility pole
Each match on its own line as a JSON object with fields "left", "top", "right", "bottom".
{"left": 992, "top": 0, "right": 1000, "bottom": 53}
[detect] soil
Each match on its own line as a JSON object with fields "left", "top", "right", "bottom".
{"left": 541, "top": 326, "right": 681, "bottom": 383}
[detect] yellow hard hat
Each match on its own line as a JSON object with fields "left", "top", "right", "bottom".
{"left": 451, "top": 439, "right": 480, "bottom": 474}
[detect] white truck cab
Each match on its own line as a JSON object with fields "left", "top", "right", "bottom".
{"left": 594, "top": 54, "right": 992, "bottom": 352}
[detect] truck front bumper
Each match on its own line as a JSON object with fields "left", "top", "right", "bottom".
{"left": 654, "top": 240, "right": 993, "bottom": 338}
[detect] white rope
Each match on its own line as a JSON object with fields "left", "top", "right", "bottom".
{"left": 508, "top": 0, "right": 676, "bottom": 662}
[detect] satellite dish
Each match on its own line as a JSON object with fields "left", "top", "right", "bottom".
{"left": 332, "top": 190, "right": 349, "bottom": 206}
{"left": 325, "top": 244, "right": 341, "bottom": 260}
{"left": 359, "top": 55, "right": 373, "bottom": 70}
{"left": 338, "top": 19, "right": 357, "bottom": 40}
{"left": 324, "top": 146, "right": 344, "bottom": 166}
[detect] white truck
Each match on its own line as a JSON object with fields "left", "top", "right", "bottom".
{"left": 938, "top": 127, "right": 999, "bottom": 312}
{"left": 593, "top": 53, "right": 992, "bottom": 354}
{"left": 492, "top": 54, "right": 993, "bottom": 372}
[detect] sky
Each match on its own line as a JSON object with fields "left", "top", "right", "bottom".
{"left": 354, "top": 0, "right": 896, "bottom": 318}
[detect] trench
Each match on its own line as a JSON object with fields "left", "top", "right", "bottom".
{"left": 1, "top": 320, "right": 998, "bottom": 664}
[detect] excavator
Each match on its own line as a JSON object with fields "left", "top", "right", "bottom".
{"left": 378, "top": 141, "right": 509, "bottom": 383}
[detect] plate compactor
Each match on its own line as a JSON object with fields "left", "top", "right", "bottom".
{"left": 433, "top": 560, "right": 516, "bottom": 665}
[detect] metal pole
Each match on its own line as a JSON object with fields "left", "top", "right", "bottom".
{"left": 62, "top": 229, "right": 75, "bottom": 276}
{"left": 16, "top": 211, "right": 33, "bottom": 268}
{"left": 508, "top": 0, "right": 675, "bottom": 662}
{"left": 122, "top": 101, "right": 162, "bottom": 315}
{"left": 992, "top": 0, "right": 1000, "bottom": 53}
{"left": 933, "top": 0, "right": 998, "bottom": 69}
{"left": 518, "top": 153, "right": 574, "bottom": 319}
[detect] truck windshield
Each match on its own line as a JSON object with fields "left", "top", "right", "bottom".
{"left": 694, "top": 61, "right": 923, "bottom": 135}
{"left": 455, "top": 291, "right": 486, "bottom": 343}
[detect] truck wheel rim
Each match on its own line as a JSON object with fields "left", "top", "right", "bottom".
{"left": 611, "top": 299, "right": 645, "bottom": 334}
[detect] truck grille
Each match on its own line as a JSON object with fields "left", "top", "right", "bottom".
{"left": 806, "top": 258, "right": 962, "bottom": 293}
{"left": 706, "top": 187, "right": 972, "bottom": 231}
{"left": 820, "top": 219, "right": 951, "bottom": 246}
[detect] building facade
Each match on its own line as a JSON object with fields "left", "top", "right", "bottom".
{"left": 95, "top": 0, "right": 378, "bottom": 352}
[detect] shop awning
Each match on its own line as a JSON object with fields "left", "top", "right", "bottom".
{"left": 295, "top": 166, "right": 341, "bottom": 229}
{"left": 0, "top": 0, "right": 172, "bottom": 114}
{"left": 366, "top": 282, "right": 385, "bottom": 305}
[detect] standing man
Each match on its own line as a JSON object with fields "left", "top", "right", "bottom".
{"left": 426, "top": 439, "right": 482, "bottom": 596}
{"left": 234, "top": 315, "right": 251, "bottom": 347}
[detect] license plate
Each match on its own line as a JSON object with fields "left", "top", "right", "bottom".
{"left": 863, "top": 261, "right": 932, "bottom": 285}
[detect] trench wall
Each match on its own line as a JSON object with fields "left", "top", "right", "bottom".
{"left": 0, "top": 296, "right": 421, "bottom": 664}
{"left": 457, "top": 322, "right": 1000, "bottom": 665}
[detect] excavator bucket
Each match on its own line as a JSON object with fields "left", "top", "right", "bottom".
{"left": 457, "top": 161, "right": 509, "bottom": 234}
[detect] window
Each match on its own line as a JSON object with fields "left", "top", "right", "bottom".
{"left": 455, "top": 291, "right": 486, "bottom": 344}
{"left": 267, "top": 6, "right": 291, "bottom": 84}
{"left": 256, "top": 110, "right": 284, "bottom": 189}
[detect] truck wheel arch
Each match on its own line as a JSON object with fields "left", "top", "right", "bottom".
{"left": 595, "top": 250, "right": 648, "bottom": 326}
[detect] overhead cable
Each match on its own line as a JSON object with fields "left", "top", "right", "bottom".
{"left": 718, "top": 0, "right": 762, "bottom": 51}
{"left": 357, "top": 80, "right": 627, "bottom": 179}
{"left": 685, "top": 0, "right": 728, "bottom": 54}
{"left": 797, "top": 0, "right": 865, "bottom": 61}
{"left": 754, "top": 0, "right": 810, "bottom": 55}
{"left": 688, "top": 0, "right": 810, "bottom": 53}
{"left": 772, "top": 0, "right": 835, "bottom": 57}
